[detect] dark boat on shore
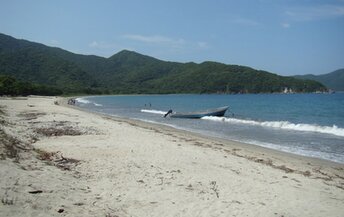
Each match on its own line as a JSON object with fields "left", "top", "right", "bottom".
{"left": 167, "top": 106, "right": 229, "bottom": 119}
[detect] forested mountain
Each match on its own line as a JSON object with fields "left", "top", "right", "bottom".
{"left": 0, "top": 33, "right": 327, "bottom": 95}
{"left": 294, "top": 69, "right": 344, "bottom": 91}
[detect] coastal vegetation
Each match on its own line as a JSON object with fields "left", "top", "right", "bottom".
{"left": 0, "top": 75, "right": 62, "bottom": 96}
{"left": 0, "top": 33, "right": 328, "bottom": 95}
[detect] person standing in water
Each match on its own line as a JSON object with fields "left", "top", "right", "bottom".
{"left": 164, "top": 109, "right": 173, "bottom": 118}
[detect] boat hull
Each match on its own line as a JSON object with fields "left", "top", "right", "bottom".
{"left": 170, "top": 106, "right": 229, "bottom": 119}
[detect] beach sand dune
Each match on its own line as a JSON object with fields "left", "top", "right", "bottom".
{"left": 1, "top": 96, "right": 343, "bottom": 217}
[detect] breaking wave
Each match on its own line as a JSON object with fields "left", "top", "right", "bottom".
{"left": 141, "top": 109, "right": 167, "bottom": 115}
{"left": 75, "top": 98, "right": 103, "bottom": 107}
{"left": 75, "top": 98, "right": 91, "bottom": 104}
{"left": 201, "top": 116, "right": 344, "bottom": 137}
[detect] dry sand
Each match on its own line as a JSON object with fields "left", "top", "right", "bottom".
{"left": 0, "top": 96, "right": 343, "bottom": 217}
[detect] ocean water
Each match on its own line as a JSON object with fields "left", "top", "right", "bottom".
{"left": 75, "top": 94, "right": 344, "bottom": 164}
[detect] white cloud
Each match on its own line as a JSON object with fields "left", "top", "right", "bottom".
{"left": 123, "top": 34, "right": 185, "bottom": 45}
{"left": 88, "top": 41, "right": 117, "bottom": 49}
{"left": 122, "top": 34, "right": 210, "bottom": 56}
{"left": 197, "top": 41, "right": 208, "bottom": 49}
{"left": 285, "top": 4, "right": 344, "bottom": 21}
{"left": 281, "top": 23, "right": 291, "bottom": 28}
{"left": 89, "top": 41, "right": 99, "bottom": 48}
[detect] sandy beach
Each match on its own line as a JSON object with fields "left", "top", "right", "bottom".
{"left": 0, "top": 96, "right": 343, "bottom": 217}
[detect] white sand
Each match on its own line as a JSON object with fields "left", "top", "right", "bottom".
{"left": 0, "top": 96, "right": 343, "bottom": 217}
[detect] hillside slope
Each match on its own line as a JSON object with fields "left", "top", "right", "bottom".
{"left": 0, "top": 33, "right": 327, "bottom": 94}
{"left": 294, "top": 69, "right": 344, "bottom": 91}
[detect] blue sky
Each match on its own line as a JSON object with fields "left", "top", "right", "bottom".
{"left": 1, "top": 0, "right": 343, "bottom": 75}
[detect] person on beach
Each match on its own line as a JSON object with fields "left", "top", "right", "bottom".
{"left": 68, "top": 99, "right": 76, "bottom": 105}
{"left": 164, "top": 109, "right": 173, "bottom": 117}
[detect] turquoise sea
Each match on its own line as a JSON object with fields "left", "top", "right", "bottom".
{"left": 75, "top": 93, "right": 344, "bottom": 163}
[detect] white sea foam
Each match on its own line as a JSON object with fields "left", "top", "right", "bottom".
{"left": 141, "top": 109, "right": 167, "bottom": 115}
{"left": 201, "top": 116, "right": 344, "bottom": 137}
{"left": 238, "top": 139, "right": 344, "bottom": 163}
{"left": 75, "top": 98, "right": 92, "bottom": 104}
{"left": 75, "top": 98, "right": 103, "bottom": 107}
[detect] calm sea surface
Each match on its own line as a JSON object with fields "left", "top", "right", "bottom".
{"left": 75, "top": 93, "right": 344, "bottom": 163}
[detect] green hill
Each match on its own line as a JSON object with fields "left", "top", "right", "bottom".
{"left": 294, "top": 69, "right": 344, "bottom": 91}
{"left": 0, "top": 34, "right": 98, "bottom": 93}
{"left": 0, "top": 33, "right": 327, "bottom": 95}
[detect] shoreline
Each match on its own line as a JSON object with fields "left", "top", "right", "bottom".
{"left": 70, "top": 96, "right": 343, "bottom": 167}
{"left": 1, "top": 96, "right": 344, "bottom": 217}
